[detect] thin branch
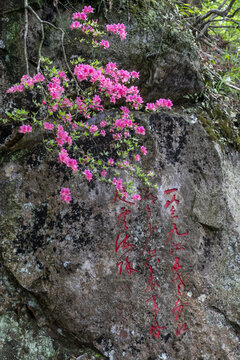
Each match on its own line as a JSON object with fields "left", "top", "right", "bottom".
{"left": 227, "top": 18, "right": 240, "bottom": 26}
{"left": 227, "top": 6, "right": 240, "bottom": 18}
{"left": 194, "top": 0, "right": 237, "bottom": 27}
{"left": 202, "top": 63, "right": 240, "bottom": 92}
{"left": 26, "top": 5, "right": 59, "bottom": 31}
{"left": 26, "top": 4, "right": 80, "bottom": 92}
{"left": 198, "top": 14, "right": 240, "bottom": 38}
{"left": 37, "top": 21, "right": 44, "bottom": 73}
{"left": 59, "top": 0, "right": 78, "bottom": 13}
{"left": 225, "top": 82, "right": 240, "bottom": 92}
{"left": 209, "top": 25, "right": 240, "bottom": 28}
{"left": 197, "top": 13, "right": 219, "bottom": 39}
{"left": 199, "top": 38, "right": 225, "bottom": 54}
{"left": 0, "top": 8, "right": 24, "bottom": 16}
{"left": 24, "top": 0, "right": 29, "bottom": 74}
{"left": 215, "top": 0, "right": 229, "bottom": 10}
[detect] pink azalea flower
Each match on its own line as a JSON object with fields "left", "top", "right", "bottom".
{"left": 132, "top": 194, "right": 141, "bottom": 201}
{"left": 83, "top": 169, "right": 92, "bottom": 182}
{"left": 7, "top": 84, "right": 24, "bottom": 93}
{"left": 100, "top": 40, "right": 110, "bottom": 49}
{"left": 141, "top": 146, "right": 147, "bottom": 155}
{"left": 58, "top": 149, "right": 69, "bottom": 164}
{"left": 115, "top": 178, "right": 123, "bottom": 190}
{"left": 135, "top": 154, "right": 141, "bottom": 161}
{"left": 131, "top": 71, "right": 140, "bottom": 78}
{"left": 93, "top": 95, "right": 102, "bottom": 105}
{"left": 60, "top": 187, "right": 72, "bottom": 203}
{"left": 145, "top": 103, "right": 156, "bottom": 111}
{"left": 135, "top": 126, "right": 145, "bottom": 135}
{"left": 43, "top": 122, "right": 54, "bottom": 130}
{"left": 32, "top": 73, "right": 45, "bottom": 83}
{"left": 58, "top": 71, "right": 68, "bottom": 80}
{"left": 56, "top": 125, "right": 72, "bottom": 146}
{"left": 72, "top": 12, "right": 87, "bottom": 21}
{"left": 106, "top": 23, "right": 127, "bottom": 40}
{"left": 19, "top": 124, "right": 32, "bottom": 133}
{"left": 100, "top": 120, "right": 107, "bottom": 127}
{"left": 108, "top": 158, "right": 114, "bottom": 166}
{"left": 155, "top": 98, "right": 173, "bottom": 109}
{"left": 101, "top": 170, "right": 107, "bottom": 177}
{"left": 70, "top": 21, "right": 82, "bottom": 30}
{"left": 90, "top": 125, "right": 98, "bottom": 133}
{"left": 82, "top": 5, "right": 94, "bottom": 14}
{"left": 66, "top": 158, "right": 78, "bottom": 174}
{"left": 100, "top": 130, "right": 106, "bottom": 136}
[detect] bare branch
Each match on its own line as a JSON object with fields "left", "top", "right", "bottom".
{"left": 194, "top": 0, "right": 237, "bottom": 27}
{"left": 227, "top": 6, "right": 240, "bottom": 18}
{"left": 199, "top": 38, "right": 225, "bottom": 54}
{"left": 217, "top": 0, "right": 229, "bottom": 10}
{"left": 225, "top": 82, "right": 240, "bottom": 92}
{"left": 26, "top": 5, "right": 59, "bottom": 31}
{"left": 37, "top": 21, "right": 44, "bottom": 73}
{"left": 26, "top": 4, "right": 81, "bottom": 93}
{"left": 209, "top": 25, "right": 239, "bottom": 28}
{"left": 196, "top": 13, "right": 219, "bottom": 39}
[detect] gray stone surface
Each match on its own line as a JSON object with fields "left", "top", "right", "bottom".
{"left": 0, "top": 112, "right": 239, "bottom": 359}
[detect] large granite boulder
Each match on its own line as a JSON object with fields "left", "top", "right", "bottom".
{"left": 0, "top": 112, "right": 239, "bottom": 359}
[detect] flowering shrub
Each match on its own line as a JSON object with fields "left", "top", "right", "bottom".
{"left": 6, "top": 5, "right": 172, "bottom": 204}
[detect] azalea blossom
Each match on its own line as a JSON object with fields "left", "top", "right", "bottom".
{"left": 155, "top": 98, "right": 173, "bottom": 109}
{"left": 43, "top": 122, "right": 54, "bottom": 130}
{"left": 108, "top": 158, "right": 114, "bottom": 166}
{"left": 145, "top": 103, "right": 156, "bottom": 111}
{"left": 100, "top": 40, "right": 110, "bottom": 49}
{"left": 135, "top": 126, "right": 145, "bottom": 135}
{"left": 19, "top": 124, "right": 32, "bottom": 133}
{"left": 60, "top": 187, "right": 72, "bottom": 203}
{"left": 132, "top": 194, "right": 141, "bottom": 201}
{"left": 141, "top": 146, "right": 147, "bottom": 155}
{"left": 83, "top": 169, "right": 93, "bottom": 182}
{"left": 101, "top": 170, "right": 107, "bottom": 177}
{"left": 90, "top": 125, "right": 98, "bottom": 133}
{"left": 100, "top": 120, "right": 107, "bottom": 127}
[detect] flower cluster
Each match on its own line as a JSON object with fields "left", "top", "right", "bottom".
{"left": 56, "top": 125, "right": 72, "bottom": 146}
{"left": 58, "top": 149, "right": 78, "bottom": 174}
{"left": 19, "top": 124, "right": 32, "bottom": 133}
{"left": 60, "top": 188, "right": 72, "bottom": 203}
{"left": 6, "top": 5, "right": 173, "bottom": 204}
{"left": 106, "top": 23, "right": 127, "bottom": 40}
{"left": 146, "top": 98, "right": 173, "bottom": 111}
{"left": 7, "top": 73, "right": 45, "bottom": 93}
{"left": 47, "top": 78, "right": 65, "bottom": 100}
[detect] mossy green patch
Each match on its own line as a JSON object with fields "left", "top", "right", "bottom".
{"left": 4, "top": 13, "right": 25, "bottom": 82}
{"left": 0, "top": 313, "right": 57, "bottom": 360}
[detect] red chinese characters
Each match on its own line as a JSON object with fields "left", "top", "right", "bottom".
{"left": 164, "top": 188, "right": 189, "bottom": 336}
{"left": 142, "top": 188, "right": 166, "bottom": 339}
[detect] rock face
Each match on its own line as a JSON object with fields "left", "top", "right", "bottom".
{"left": 0, "top": 112, "right": 239, "bottom": 360}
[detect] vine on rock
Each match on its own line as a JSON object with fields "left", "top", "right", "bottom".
{"left": 6, "top": 5, "right": 173, "bottom": 203}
